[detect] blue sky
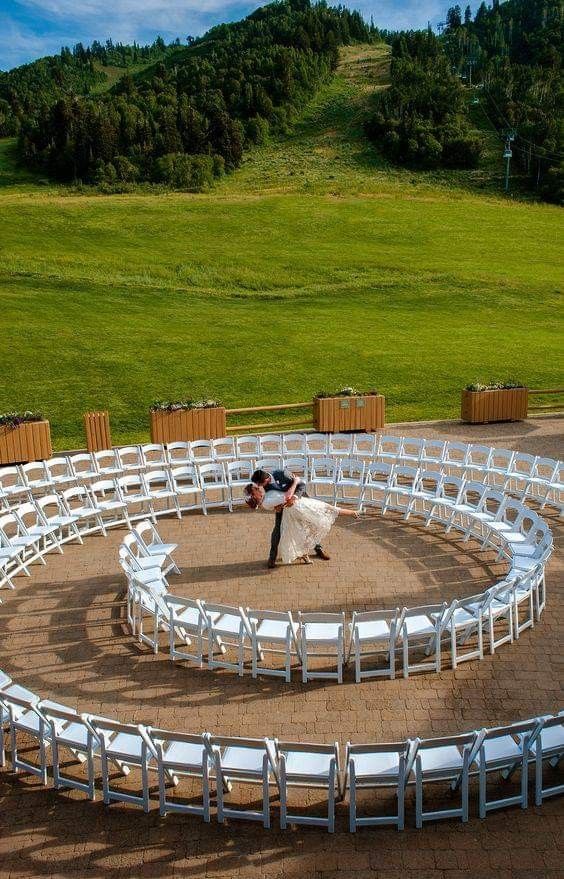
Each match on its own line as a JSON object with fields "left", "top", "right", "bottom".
{"left": 0, "top": 0, "right": 480, "bottom": 71}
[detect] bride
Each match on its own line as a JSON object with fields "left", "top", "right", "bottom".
{"left": 245, "top": 483, "right": 359, "bottom": 565}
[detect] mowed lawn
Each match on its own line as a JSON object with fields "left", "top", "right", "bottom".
{"left": 1, "top": 186, "right": 562, "bottom": 448}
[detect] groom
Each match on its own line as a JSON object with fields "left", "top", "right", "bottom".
{"left": 251, "top": 468, "right": 330, "bottom": 569}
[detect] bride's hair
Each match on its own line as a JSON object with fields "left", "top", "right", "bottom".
{"left": 244, "top": 483, "right": 259, "bottom": 509}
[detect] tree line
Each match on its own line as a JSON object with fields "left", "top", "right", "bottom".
{"left": 15, "top": 0, "right": 375, "bottom": 188}
{"left": 364, "top": 29, "right": 483, "bottom": 169}
{"left": 443, "top": 0, "right": 563, "bottom": 202}
{"left": 0, "top": 38, "right": 175, "bottom": 139}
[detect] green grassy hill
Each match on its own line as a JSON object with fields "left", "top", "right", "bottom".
{"left": 0, "top": 45, "right": 562, "bottom": 449}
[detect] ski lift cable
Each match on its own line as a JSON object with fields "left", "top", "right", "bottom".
{"left": 481, "top": 82, "right": 564, "bottom": 160}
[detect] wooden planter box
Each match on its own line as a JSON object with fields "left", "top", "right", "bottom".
{"left": 461, "top": 388, "right": 528, "bottom": 424}
{"left": 150, "top": 408, "right": 227, "bottom": 444}
{"left": 83, "top": 411, "right": 112, "bottom": 452}
{"left": 314, "top": 395, "right": 385, "bottom": 433}
{"left": 0, "top": 420, "right": 52, "bottom": 464}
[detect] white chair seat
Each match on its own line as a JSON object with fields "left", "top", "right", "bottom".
{"left": 476, "top": 735, "right": 521, "bottom": 765}
{"left": 352, "top": 751, "right": 401, "bottom": 778}
{"left": 254, "top": 619, "right": 292, "bottom": 641}
{"left": 284, "top": 751, "right": 333, "bottom": 778}
{"left": 161, "top": 739, "right": 207, "bottom": 768}
{"left": 403, "top": 615, "right": 435, "bottom": 636}
{"left": 418, "top": 744, "right": 464, "bottom": 773}
{"left": 57, "top": 721, "right": 93, "bottom": 750}
{"left": 303, "top": 623, "right": 341, "bottom": 641}
{"left": 221, "top": 746, "right": 265, "bottom": 774}
{"left": 354, "top": 620, "right": 392, "bottom": 642}
{"left": 538, "top": 726, "right": 564, "bottom": 752}
{"left": 174, "top": 606, "right": 201, "bottom": 627}
{"left": 106, "top": 731, "right": 145, "bottom": 760}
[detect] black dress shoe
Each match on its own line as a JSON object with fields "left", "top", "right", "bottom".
{"left": 267, "top": 559, "right": 277, "bottom": 569}
{"left": 314, "top": 547, "right": 331, "bottom": 561}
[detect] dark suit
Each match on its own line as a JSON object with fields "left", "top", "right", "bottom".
{"left": 264, "top": 469, "right": 321, "bottom": 563}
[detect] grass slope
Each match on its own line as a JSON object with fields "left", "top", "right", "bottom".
{"left": 0, "top": 45, "right": 562, "bottom": 449}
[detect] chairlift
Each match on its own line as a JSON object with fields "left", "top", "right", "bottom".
{"left": 503, "top": 148, "right": 512, "bottom": 159}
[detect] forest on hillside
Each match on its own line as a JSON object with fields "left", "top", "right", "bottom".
{"left": 0, "top": 38, "right": 177, "bottom": 138}
{"left": 12, "top": 0, "right": 375, "bottom": 188}
{"left": 365, "top": 0, "right": 562, "bottom": 202}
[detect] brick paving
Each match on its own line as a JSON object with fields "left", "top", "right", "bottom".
{"left": 0, "top": 417, "right": 562, "bottom": 878}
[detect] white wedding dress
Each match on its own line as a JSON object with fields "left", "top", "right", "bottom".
{"left": 261, "top": 490, "right": 339, "bottom": 564}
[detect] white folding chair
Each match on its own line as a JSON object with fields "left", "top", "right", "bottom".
{"left": 19, "top": 461, "right": 52, "bottom": 494}
{"left": 442, "top": 441, "right": 470, "bottom": 475}
{"left": 352, "top": 433, "right": 378, "bottom": 461}
{"left": 281, "top": 456, "right": 308, "bottom": 480}
{"left": 377, "top": 435, "right": 402, "bottom": 463}
{"left": 474, "top": 718, "right": 544, "bottom": 817}
{"left": 532, "top": 713, "right": 564, "bottom": 805}
{"left": 346, "top": 738, "right": 417, "bottom": 831}
{"left": 144, "top": 469, "right": 180, "bottom": 518}
{"left": 424, "top": 475, "right": 466, "bottom": 527}
{"left": 69, "top": 452, "right": 99, "bottom": 482}
{"left": 254, "top": 457, "right": 283, "bottom": 473}
{"left": 140, "top": 443, "right": 168, "bottom": 470}
{"left": 235, "top": 435, "right": 260, "bottom": 462}
{"left": 165, "top": 594, "right": 209, "bottom": 666}
{"left": 89, "top": 479, "right": 131, "bottom": 529}
{"left": 198, "top": 463, "right": 230, "bottom": 511}
{"left": 2, "top": 692, "right": 67, "bottom": 784}
{"left": 209, "top": 735, "right": 279, "bottom": 827}
{"left": 400, "top": 603, "right": 447, "bottom": 677}
{"left": 88, "top": 717, "right": 159, "bottom": 811}
{"left": 0, "top": 466, "right": 31, "bottom": 508}
{"left": 121, "top": 533, "right": 174, "bottom": 578}
{"left": 362, "top": 461, "right": 392, "bottom": 510}
{"left": 0, "top": 676, "right": 39, "bottom": 768}
{"left": 150, "top": 727, "right": 212, "bottom": 819}
{"left": 117, "top": 445, "right": 144, "bottom": 473}
{"left": 93, "top": 449, "right": 123, "bottom": 478}
{"left": 204, "top": 603, "right": 252, "bottom": 675}
{"left": 487, "top": 448, "right": 515, "bottom": 488}
{"left": 40, "top": 703, "right": 101, "bottom": 799}
{"left": 166, "top": 441, "right": 192, "bottom": 467}
{"left": 506, "top": 452, "right": 537, "bottom": 496}
{"left": 404, "top": 470, "right": 443, "bottom": 523}
{"left": 382, "top": 466, "right": 419, "bottom": 517}
{"left": 282, "top": 433, "right": 307, "bottom": 457}
{"left": 398, "top": 437, "right": 425, "bottom": 465}
{"left": 275, "top": 739, "right": 342, "bottom": 832}
{"left": 304, "top": 434, "right": 328, "bottom": 458}
{"left": 15, "top": 501, "right": 62, "bottom": 554}
{"left": 189, "top": 440, "right": 214, "bottom": 465}
{"left": 170, "top": 465, "right": 204, "bottom": 513}
{"left": 334, "top": 458, "right": 365, "bottom": 506}
{"left": 35, "top": 494, "right": 83, "bottom": 545}
{"left": 226, "top": 460, "right": 254, "bottom": 507}
{"left": 464, "top": 444, "right": 493, "bottom": 479}
{"left": 299, "top": 612, "right": 345, "bottom": 683}
{"left": 414, "top": 730, "right": 483, "bottom": 827}
{"left": 258, "top": 434, "right": 283, "bottom": 457}
{"left": 0, "top": 511, "right": 46, "bottom": 566}
{"left": 419, "top": 439, "right": 446, "bottom": 471}
{"left": 347, "top": 608, "right": 403, "bottom": 682}
{"left": 327, "top": 433, "right": 353, "bottom": 458}
{"left": 308, "top": 457, "right": 338, "bottom": 503}
{"left": 134, "top": 520, "right": 179, "bottom": 568}
{"left": 62, "top": 486, "right": 105, "bottom": 536}
{"left": 247, "top": 608, "right": 301, "bottom": 682}
{"left": 44, "top": 456, "right": 76, "bottom": 489}
{"left": 211, "top": 436, "right": 236, "bottom": 462}
{"left": 118, "top": 474, "right": 155, "bottom": 522}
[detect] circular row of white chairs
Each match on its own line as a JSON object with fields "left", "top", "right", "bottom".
{"left": 0, "top": 433, "right": 562, "bottom": 515}
{"left": 122, "top": 520, "right": 547, "bottom": 683}
{"left": 1, "top": 670, "right": 563, "bottom": 831}
{"left": 0, "top": 433, "right": 561, "bottom": 832}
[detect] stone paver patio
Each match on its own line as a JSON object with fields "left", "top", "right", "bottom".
{"left": 0, "top": 417, "right": 562, "bottom": 878}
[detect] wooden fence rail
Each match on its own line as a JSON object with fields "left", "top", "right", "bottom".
{"left": 528, "top": 388, "right": 564, "bottom": 413}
